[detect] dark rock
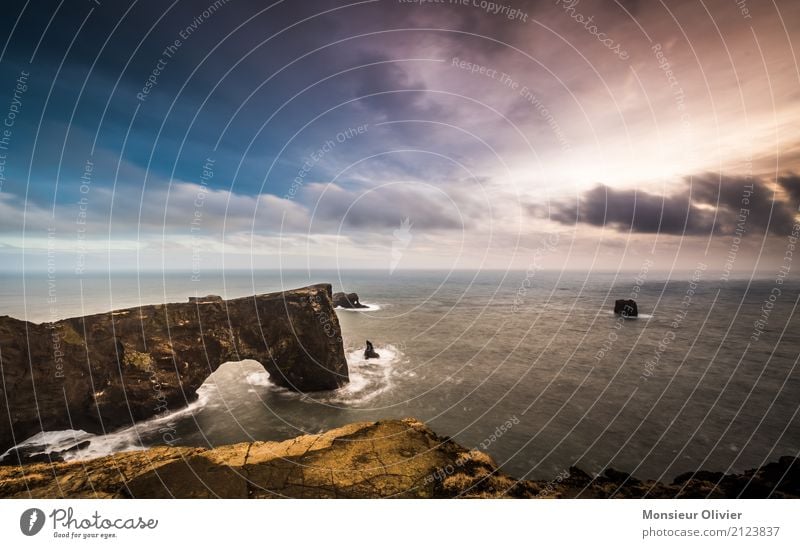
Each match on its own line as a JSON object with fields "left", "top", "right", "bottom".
{"left": 673, "top": 470, "right": 724, "bottom": 485}
{"left": 614, "top": 299, "right": 638, "bottom": 317}
{"left": 533, "top": 458, "right": 800, "bottom": 498}
{"left": 566, "top": 466, "right": 593, "bottom": 484}
{"left": 603, "top": 468, "right": 636, "bottom": 484}
{"left": 735, "top": 456, "right": 800, "bottom": 497}
{"left": 333, "top": 292, "right": 368, "bottom": 309}
{"left": 751, "top": 456, "right": 800, "bottom": 485}
{"left": 364, "top": 340, "right": 380, "bottom": 360}
{"left": 0, "top": 284, "right": 348, "bottom": 454}
{"left": 0, "top": 446, "right": 60, "bottom": 466}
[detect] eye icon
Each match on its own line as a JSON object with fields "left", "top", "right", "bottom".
{"left": 20, "top": 508, "right": 45, "bottom": 536}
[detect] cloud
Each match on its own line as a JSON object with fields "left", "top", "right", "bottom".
{"left": 0, "top": 181, "right": 311, "bottom": 240}
{"left": 546, "top": 174, "right": 798, "bottom": 236}
{"left": 350, "top": 55, "right": 436, "bottom": 120}
{"left": 150, "top": 183, "right": 312, "bottom": 234}
{"left": 690, "top": 174, "right": 796, "bottom": 235}
{"left": 778, "top": 173, "right": 800, "bottom": 206}
{"left": 3, "top": 0, "right": 800, "bottom": 273}
{"left": 548, "top": 183, "right": 712, "bottom": 234}
{"left": 303, "top": 182, "right": 472, "bottom": 230}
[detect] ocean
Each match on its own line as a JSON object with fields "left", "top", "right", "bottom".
{"left": 1, "top": 269, "right": 798, "bottom": 482}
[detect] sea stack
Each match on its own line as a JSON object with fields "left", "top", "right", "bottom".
{"left": 364, "top": 340, "right": 380, "bottom": 359}
{"left": 614, "top": 299, "right": 638, "bottom": 317}
{"left": 333, "top": 292, "right": 368, "bottom": 309}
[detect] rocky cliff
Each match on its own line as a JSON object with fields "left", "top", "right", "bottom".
{"left": 0, "top": 284, "right": 348, "bottom": 453}
{"left": 0, "top": 418, "right": 796, "bottom": 498}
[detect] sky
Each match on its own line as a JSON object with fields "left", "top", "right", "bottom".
{"left": 0, "top": 0, "right": 798, "bottom": 275}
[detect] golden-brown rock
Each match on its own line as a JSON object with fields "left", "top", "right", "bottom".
{"left": 0, "top": 419, "right": 539, "bottom": 498}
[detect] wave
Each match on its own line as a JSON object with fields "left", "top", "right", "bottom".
{"left": 0, "top": 426, "right": 146, "bottom": 464}
{"left": 245, "top": 369, "right": 273, "bottom": 388}
{"left": 335, "top": 302, "right": 382, "bottom": 311}
{"left": 326, "top": 344, "right": 404, "bottom": 404}
{"left": 254, "top": 344, "right": 406, "bottom": 406}
{"left": 2, "top": 383, "right": 217, "bottom": 463}
{"left": 0, "top": 429, "right": 94, "bottom": 461}
{"left": 606, "top": 311, "right": 653, "bottom": 319}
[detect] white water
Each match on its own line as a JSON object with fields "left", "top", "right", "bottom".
{"left": 2, "top": 382, "right": 218, "bottom": 463}
{"left": 605, "top": 311, "right": 654, "bottom": 319}
{"left": 243, "top": 343, "right": 406, "bottom": 405}
{"left": 335, "top": 302, "right": 382, "bottom": 311}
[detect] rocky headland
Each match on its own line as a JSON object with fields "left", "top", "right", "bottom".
{"left": 0, "top": 418, "right": 796, "bottom": 498}
{"left": 0, "top": 284, "right": 348, "bottom": 454}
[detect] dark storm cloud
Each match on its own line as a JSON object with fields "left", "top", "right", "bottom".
{"left": 547, "top": 174, "right": 799, "bottom": 236}
{"left": 690, "top": 174, "right": 796, "bottom": 235}
{"left": 548, "top": 183, "right": 713, "bottom": 235}
{"left": 778, "top": 174, "right": 800, "bottom": 205}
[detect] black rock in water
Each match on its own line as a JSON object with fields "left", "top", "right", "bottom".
{"left": 333, "top": 292, "right": 368, "bottom": 309}
{"left": 364, "top": 340, "right": 380, "bottom": 360}
{"left": 614, "top": 299, "right": 638, "bottom": 317}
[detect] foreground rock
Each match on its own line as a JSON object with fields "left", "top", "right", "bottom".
{"left": 0, "top": 419, "right": 796, "bottom": 498}
{"left": 0, "top": 419, "right": 526, "bottom": 498}
{"left": 614, "top": 299, "right": 638, "bottom": 317}
{"left": 0, "top": 284, "right": 348, "bottom": 454}
{"left": 333, "top": 292, "right": 368, "bottom": 309}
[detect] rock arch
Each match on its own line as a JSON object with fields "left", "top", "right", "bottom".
{"left": 0, "top": 284, "right": 348, "bottom": 452}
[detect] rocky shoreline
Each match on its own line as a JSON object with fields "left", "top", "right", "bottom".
{"left": 0, "top": 418, "right": 796, "bottom": 498}
{"left": 1, "top": 286, "right": 797, "bottom": 499}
